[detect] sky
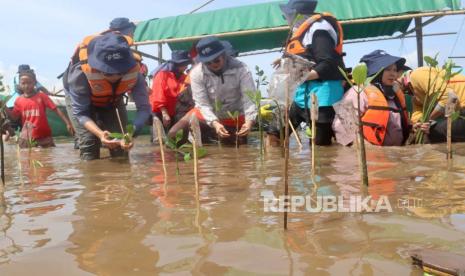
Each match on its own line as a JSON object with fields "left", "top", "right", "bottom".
{"left": 1, "top": 0, "right": 465, "bottom": 92}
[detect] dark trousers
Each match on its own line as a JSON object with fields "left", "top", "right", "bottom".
{"left": 64, "top": 91, "right": 80, "bottom": 149}
{"left": 429, "top": 111, "right": 465, "bottom": 143}
{"left": 76, "top": 102, "right": 128, "bottom": 160}
{"left": 289, "top": 102, "right": 335, "bottom": 146}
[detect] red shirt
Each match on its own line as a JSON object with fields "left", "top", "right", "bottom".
{"left": 150, "top": 71, "right": 186, "bottom": 116}
{"left": 12, "top": 92, "right": 57, "bottom": 139}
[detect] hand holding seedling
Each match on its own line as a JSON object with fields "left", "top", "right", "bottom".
{"left": 237, "top": 121, "right": 253, "bottom": 136}
{"left": 161, "top": 111, "right": 171, "bottom": 127}
{"left": 413, "top": 122, "right": 431, "bottom": 134}
{"left": 100, "top": 131, "right": 122, "bottom": 149}
{"left": 212, "top": 121, "right": 230, "bottom": 138}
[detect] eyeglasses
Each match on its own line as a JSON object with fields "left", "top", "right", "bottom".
{"left": 206, "top": 57, "right": 222, "bottom": 66}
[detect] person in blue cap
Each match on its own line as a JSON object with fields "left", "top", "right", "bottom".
{"left": 273, "top": 0, "right": 346, "bottom": 146}
{"left": 168, "top": 36, "right": 257, "bottom": 145}
{"left": 63, "top": 32, "right": 151, "bottom": 160}
{"left": 333, "top": 50, "right": 411, "bottom": 146}
{"left": 109, "top": 17, "right": 137, "bottom": 37}
{"left": 150, "top": 50, "right": 191, "bottom": 129}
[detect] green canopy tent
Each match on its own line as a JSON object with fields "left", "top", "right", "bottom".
{"left": 134, "top": 0, "right": 464, "bottom": 65}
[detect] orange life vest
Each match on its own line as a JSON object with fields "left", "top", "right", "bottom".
{"left": 76, "top": 34, "right": 141, "bottom": 107}
{"left": 286, "top": 12, "right": 343, "bottom": 57}
{"left": 361, "top": 86, "right": 409, "bottom": 146}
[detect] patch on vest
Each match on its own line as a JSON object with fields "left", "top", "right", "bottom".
{"left": 92, "top": 84, "right": 104, "bottom": 92}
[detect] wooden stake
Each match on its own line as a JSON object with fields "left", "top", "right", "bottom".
{"left": 445, "top": 91, "right": 458, "bottom": 161}
{"left": 190, "top": 115, "right": 201, "bottom": 186}
{"left": 154, "top": 117, "right": 168, "bottom": 178}
{"left": 288, "top": 119, "right": 302, "bottom": 149}
{"left": 356, "top": 91, "right": 369, "bottom": 186}
{"left": 0, "top": 130, "right": 4, "bottom": 186}
{"left": 115, "top": 108, "right": 125, "bottom": 134}
{"left": 310, "top": 94, "right": 318, "bottom": 174}
{"left": 283, "top": 61, "right": 290, "bottom": 230}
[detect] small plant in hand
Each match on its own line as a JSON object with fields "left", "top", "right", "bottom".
{"left": 109, "top": 124, "right": 135, "bottom": 146}
{"left": 415, "top": 54, "right": 463, "bottom": 144}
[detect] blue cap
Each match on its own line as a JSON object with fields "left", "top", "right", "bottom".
{"left": 280, "top": 0, "right": 318, "bottom": 16}
{"left": 196, "top": 37, "right": 226, "bottom": 63}
{"left": 109, "top": 17, "right": 136, "bottom": 35}
{"left": 221, "top": 40, "right": 239, "bottom": 57}
{"left": 170, "top": 50, "right": 191, "bottom": 64}
{"left": 360, "top": 50, "right": 406, "bottom": 76}
{"left": 18, "top": 64, "right": 31, "bottom": 73}
{"left": 87, "top": 33, "right": 136, "bottom": 74}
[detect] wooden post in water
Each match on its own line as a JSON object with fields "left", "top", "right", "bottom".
{"left": 356, "top": 91, "right": 369, "bottom": 186}
{"left": 0, "top": 131, "right": 4, "bottom": 186}
{"left": 310, "top": 94, "right": 318, "bottom": 174}
{"left": 190, "top": 115, "right": 201, "bottom": 186}
{"left": 445, "top": 91, "right": 458, "bottom": 161}
{"left": 283, "top": 61, "right": 291, "bottom": 230}
{"left": 288, "top": 119, "right": 303, "bottom": 149}
{"left": 154, "top": 116, "right": 168, "bottom": 178}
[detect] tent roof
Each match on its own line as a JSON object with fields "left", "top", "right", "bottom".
{"left": 134, "top": 0, "right": 461, "bottom": 53}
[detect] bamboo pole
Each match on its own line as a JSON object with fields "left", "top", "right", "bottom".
{"left": 310, "top": 94, "right": 318, "bottom": 174}
{"left": 415, "top": 17, "right": 424, "bottom": 67}
{"left": 190, "top": 115, "right": 200, "bottom": 185}
{"left": 445, "top": 92, "right": 458, "bottom": 161}
{"left": 154, "top": 117, "right": 168, "bottom": 178}
{"left": 115, "top": 108, "right": 125, "bottom": 134}
{"left": 283, "top": 62, "right": 290, "bottom": 230}
{"left": 288, "top": 119, "right": 302, "bottom": 149}
{"left": 356, "top": 92, "right": 369, "bottom": 186}
{"left": 1, "top": 130, "right": 4, "bottom": 186}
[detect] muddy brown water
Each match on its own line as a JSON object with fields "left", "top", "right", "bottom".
{"left": 0, "top": 135, "right": 465, "bottom": 275}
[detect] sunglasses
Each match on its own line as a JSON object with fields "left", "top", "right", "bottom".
{"left": 206, "top": 57, "right": 222, "bottom": 66}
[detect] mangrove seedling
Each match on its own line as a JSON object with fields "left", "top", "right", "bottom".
{"left": 338, "top": 63, "right": 381, "bottom": 187}
{"left": 227, "top": 110, "right": 240, "bottom": 148}
{"left": 166, "top": 129, "right": 207, "bottom": 175}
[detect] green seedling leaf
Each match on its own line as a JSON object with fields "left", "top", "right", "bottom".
{"left": 305, "top": 127, "right": 312, "bottom": 138}
{"left": 424, "top": 55, "right": 438, "bottom": 67}
{"left": 352, "top": 62, "right": 368, "bottom": 86}
{"left": 365, "top": 67, "right": 384, "bottom": 87}
{"left": 33, "top": 160, "right": 44, "bottom": 168}
{"left": 451, "top": 111, "right": 460, "bottom": 121}
{"left": 109, "top": 132, "right": 124, "bottom": 139}
{"left": 165, "top": 138, "right": 177, "bottom": 150}
{"left": 175, "top": 129, "right": 184, "bottom": 143}
{"left": 126, "top": 124, "right": 134, "bottom": 137}
{"left": 214, "top": 99, "right": 223, "bottom": 112}
{"left": 197, "top": 147, "right": 207, "bottom": 158}
{"left": 179, "top": 144, "right": 193, "bottom": 149}
{"left": 184, "top": 152, "right": 192, "bottom": 162}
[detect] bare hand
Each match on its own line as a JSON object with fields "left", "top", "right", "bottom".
{"left": 271, "top": 58, "right": 281, "bottom": 69}
{"left": 162, "top": 113, "right": 171, "bottom": 127}
{"left": 100, "top": 131, "right": 122, "bottom": 149}
{"left": 120, "top": 139, "right": 134, "bottom": 151}
{"left": 413, "top": 122, "right": 431, "bottom": 134}
{"left": 237, "top": 121, "right": 253, "bottom": 136}
{"left": 67, "top": 123, "right": 75, "bottom": 136}
{"left": 212, "top": 121, "right": 230, "bottom": 138}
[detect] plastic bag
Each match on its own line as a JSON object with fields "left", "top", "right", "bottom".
{"left": 268, "top": 56, "right": 314, "bottom": 105}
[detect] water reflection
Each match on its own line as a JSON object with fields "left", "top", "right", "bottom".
{"left": 0, "top": 139, "right": 464, "bottom": 275}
